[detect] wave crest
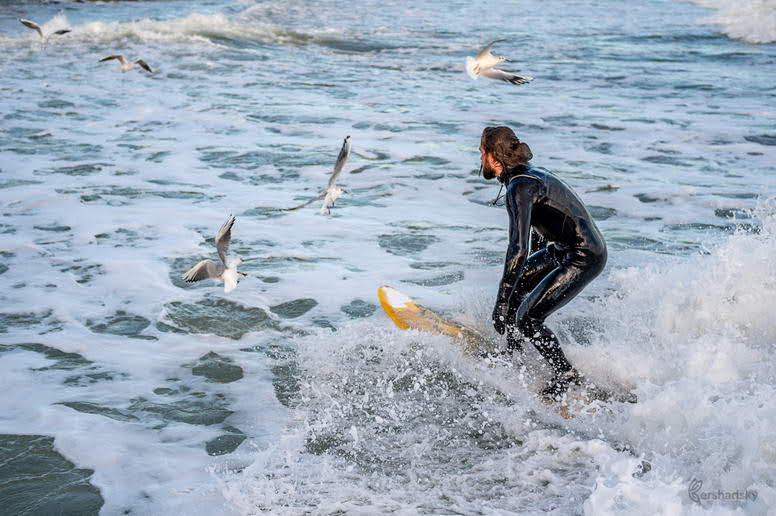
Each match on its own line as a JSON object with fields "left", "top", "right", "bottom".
{"left": 689, "top": 0, "right": 776, "bottom": 43}
{"left": 6, "top": 12, "right": 312, "bottom": 47}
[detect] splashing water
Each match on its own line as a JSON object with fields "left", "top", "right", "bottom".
{"left": 2, "top": 0, "right": 774, "bottom": 513}
{"left": 689, "top": 0, "right": 776, "bottom": 44}
{"left": 221, "top": 200, "right": 776, "bottom": 514}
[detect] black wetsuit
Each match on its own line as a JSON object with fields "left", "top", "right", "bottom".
{"left": 493, "top": 165, "right": 607, "bottom": 376}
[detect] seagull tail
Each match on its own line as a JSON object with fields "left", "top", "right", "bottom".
{"left": 465, "top": 57, "right": 479, "bottom": 79}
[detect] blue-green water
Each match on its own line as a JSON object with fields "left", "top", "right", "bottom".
{"left": 0, "top": 0, "right": 774, "bottom": 513}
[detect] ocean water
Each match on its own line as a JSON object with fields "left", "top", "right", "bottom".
{"left": 0, "top": 0, "right": 774, "bottom": 514}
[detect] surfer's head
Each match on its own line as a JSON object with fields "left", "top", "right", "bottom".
{"left": 479, "top": 126, "right": 533, "bottom": 181}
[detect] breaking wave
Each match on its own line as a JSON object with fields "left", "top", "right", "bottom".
{"left": 220, "top": 199, "right": 776, "bottom": 514}
{"left": 688, "top": 0, "right": 776, "bottom": 44}
{"left": 2, "top": 12, "right": 313, "bottom": 48}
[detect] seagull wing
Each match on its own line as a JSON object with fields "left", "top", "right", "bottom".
{"left": 215, "top": 215, "right": 236, "bottom": 266}
{"left": 327, "top": 136, "right": 351, "bottom": 189}
{"left": 480, "top": 67, "right": 533, "bottom": 85}
{"left": 19, "top": 19, "right": 43, "bottom": 39}
{"left": 182, "top": 259, "right": 217, "bottom": 282}
{"left": 99, "top": 54, "right": 127, "bottom": 65}
{"left": 135, "top": 59, "right": 153, "bottom": 73}
{"left": 52, "top": 29, "right": 71, "bottom": 36}
{"left": 283, "top": 194, "right": 324, "bottom": 212}
{"left": 476, "top": 39, "right": 505, "bottom": 59}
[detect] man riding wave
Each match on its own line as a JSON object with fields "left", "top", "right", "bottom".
{"left": 479, "top": 126, "right": 608, "bottom": 401}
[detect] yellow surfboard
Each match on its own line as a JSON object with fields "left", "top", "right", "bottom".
{"left": 377, "top": 285, "right": 486, "bottom": 356}
{"left": 376, "top": 285, "right": 623, "bottom": 419}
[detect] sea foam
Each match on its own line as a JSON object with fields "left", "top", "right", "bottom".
{"left": 5, "top": 12, "right": 311, "bottom": 48}
{"left": 689, "top": 0, "right": 776, "bottom": 43}
{"left": 221, "top": 199, "right": 776, "bottom": 514}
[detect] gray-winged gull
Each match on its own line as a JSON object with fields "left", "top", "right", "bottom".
{"left": 182, "top": 215, "right": 246, "bottom": 293}
{"left": 99, "top": 54, "right": 154, "bottom": 73}
{"left": 19, "top": 18, "right": 71, "bottom": 45}
{"left": 284, "top": 136, "right": 352, "bottom": 214}
{"left": 466, "top": 40, "right": 533, "bottom": 85}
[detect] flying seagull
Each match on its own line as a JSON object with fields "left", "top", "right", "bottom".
{"left": 99, "top": 54, "right": 153, "bottom": 73}
{"left": 320, "top": 135, "right": 352, "bottom": 214}
{"left": 284, "top": 136, "right": 352, "bottom": 214}
{"left": 19, "top": 19, "right": 71, "bottom": 45}
{"left": 181, "top": 215, "right": 246, "bottom": 293}
{"left": 465, "top": 40, "right": 533, "bottom": 86}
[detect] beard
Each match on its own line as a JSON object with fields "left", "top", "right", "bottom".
{"left": 481, "top": 163, "right": 497, "bottom": 180}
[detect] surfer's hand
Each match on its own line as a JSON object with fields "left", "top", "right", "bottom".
{"left": 492, "top": 302, "right": 507, "bottom": 334}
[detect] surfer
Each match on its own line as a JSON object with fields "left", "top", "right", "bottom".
{"left": 479, "top": 126, "right": 608, "bottom": 401}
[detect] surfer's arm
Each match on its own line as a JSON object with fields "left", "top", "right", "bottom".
{"left": 498, "top": 178, "right": 542, "bottom": 304}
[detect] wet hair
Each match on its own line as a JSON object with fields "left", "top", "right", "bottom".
{"left": 480, "top": 126, "right": 533, "bottom": 173}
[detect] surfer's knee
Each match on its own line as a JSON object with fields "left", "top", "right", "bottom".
{"left": 576, "top": 244, "right": 607, "bottom": 278}
{"left": 591, "top": 244, "right": 607, "bottom": 275}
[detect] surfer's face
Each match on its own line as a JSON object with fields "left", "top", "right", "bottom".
{"left": 479, "top": 145, "right": 502, "bottom": 180}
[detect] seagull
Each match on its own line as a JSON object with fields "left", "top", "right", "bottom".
{"left": 98, "top": 54, "right": 153, "bottom": 73}
{"left": 181, "top": 215, "right": 247, "bottom": 293}
{"left": 320, "top": 135, "right": 352, "bottom": 214}
{"left": 465, "top": 40, "right": 533, "bottom": 86}
{"left": 284, "top": 136, "right": 352, "bottom": 214}
{"left": 19, "top": 19, "right": 71, "bottom": 45}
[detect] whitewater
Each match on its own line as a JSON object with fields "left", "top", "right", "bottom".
{"left": 0, "top": 0, "right": 774, "bottom": 514}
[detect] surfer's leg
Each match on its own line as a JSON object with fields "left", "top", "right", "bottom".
{"left": 518, "top": 315, "right": 580, "bottom": 400}
{"left": 518, "top": 256, "right": 605, "bottom": 324}
{"left": 518, "top": 264, "right": 600, "bottom": 365}
{"left": 512, "top": 248, "right": 557, "bottom": 301}
{"left": 503, "top": 249, "right": 556, "bottom": 354}
{"left": 517, "top": 317, "right": 573, "bottom": 374}
{"left": 505, "top": 325, "right": 524, "bottom": 354}
{"left": 517, "top": 260, "right": 605, "bottom": 399}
